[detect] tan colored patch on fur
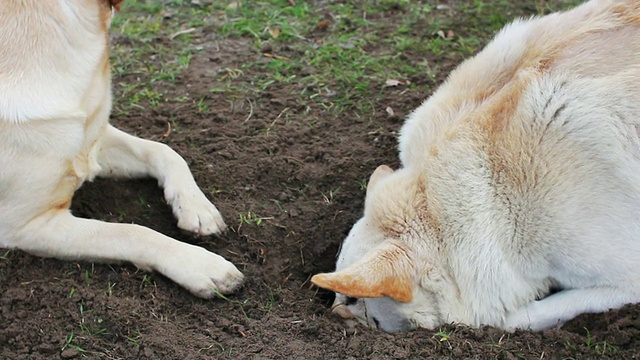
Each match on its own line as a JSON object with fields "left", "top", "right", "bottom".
{"left": 470, "top": 60, "right": 553, "bottom": 196}
{"left": 612, "top": 2, "right": 640, "bottom": 23}
{"left": 478, "top": 69, "right": 535, "bottom": 135}
{"left": 535, "top": 58, "right": 552, "bottom": 72}
{"left": 445, "top": 129, "right": 458, "bottom": 141}
{"left": 312, "top": 272, "right": 413, "bottom": 303}
{"left": 52, "top": 197, "right": 73, "bottom": 211}
{"left": 110, "top": 0, "right": 124, "bottom": 11}
{"left": 367, "top": 171, "right": 443, "bottom": 244}
{"left": 312, "top": 241, "right": 415, "bottom": 303}
{"left": 66, "top": 159, "right": 79, "bottom": 178}
{"left": 46, "top": 162, "right": 80, "bottom": 214}
{"left": 429, "top": 145, "right": 439, "bottom": 157}
{"left": 100, "top": 44, "right": 111, "bottom": 78}
{"left": 97, "top": 0, "right": 114, "bottom": 33}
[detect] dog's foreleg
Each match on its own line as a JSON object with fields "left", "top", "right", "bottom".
{"left": 502, "top": 287, "right": 640, "bottom": 331}
{"left": 96, "top": 125, "right": 225, "bottom": 235}
{"left": 15, "top": 211, "right": 243, "bottom": 297}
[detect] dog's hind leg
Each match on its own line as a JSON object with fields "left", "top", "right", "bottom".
{"left": 95, "top": 124, "right": 225, "bottom": 235}
{"left": 14, "top": 211, "right": 243, "bottom": 298}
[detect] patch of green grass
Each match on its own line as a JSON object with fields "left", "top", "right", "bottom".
{"left": 116, "top": 209, "right": 128, "bottom": 222}
{"left": 78, "top": 303, "right": 109, "bottom": 338}
{"left": 434, "top": 328, "right": 451, "bottom": 342}
{"left": 62, "top": 330, "right": 89, "bottom": 354}
{"left": 238, "top": 211, "right": 272, "bottom": 228}
{"left": 138, "top": 194, "right": 149, "bottom": 209}
{"left": 61, "top": 303, "right": 110, "bottom": 355}
{"left": 0, "top": 249, "right": 11, "bottom": 260}
{"left": 109, "top": 1, "right": 208, "bottom": 114}
{"left": 356, "top": 178, "right": 368, "bottom": 192}
{"left": 321, "top": 187, "right": 340, "bottom": 205}
{"left": 218, "top": 1, "right": 316, "bottom": 42}
{"left": 584, "top": 327, "right": 619, "bottom": 356}
{"left": 110, "top": 0, "right": 583, "bottom": 121}
{"left": 124, "top": 330, "right": 143, "bottom": 347}
{"left": 107, "top": 281, "right": 116, "bottom": 297}
{"left": 212, "top": 288, "right": 250, "bottom": 320}
{"left": 83, "top": 269, "right": 91, "bottom": 287}
{"left": 263, "top": 285, "right": 277, "bottom": 314}
{"left": 139, "top": 274, "right": 156, "bottom": 291}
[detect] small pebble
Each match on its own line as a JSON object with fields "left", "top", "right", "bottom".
{"left": 60, "top": 348, "right": 79, "bottom": 359}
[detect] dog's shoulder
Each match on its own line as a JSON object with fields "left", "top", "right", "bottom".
{"left": 0, "top": 2, "right": 111, "bottom": 124}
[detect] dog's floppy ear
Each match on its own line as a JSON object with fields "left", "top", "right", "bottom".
{"left": 110, "top": 0, "right": 124, "bottom": 11}
{"left": 311, "top": 240, "right": 415, "bottom": 303}
{"left": 366, "top": 165, "right": 394, "bottom": 198}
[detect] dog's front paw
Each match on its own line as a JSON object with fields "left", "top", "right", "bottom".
{"left": 159, "top": 244, "right": 244, "bottom": 298}
{"left": 166, "top": 187, "right": 226, "bottom": 236}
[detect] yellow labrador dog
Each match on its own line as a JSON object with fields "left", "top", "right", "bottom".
{"left": 0, "top": 1, "right": 243, "bottom": 298}
{"left": 313, "top": 0, "right": 640, "bottom": 332}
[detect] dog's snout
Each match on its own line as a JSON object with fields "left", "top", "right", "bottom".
{"left": 331, "top": 303, "right": 355, "bottom": 319}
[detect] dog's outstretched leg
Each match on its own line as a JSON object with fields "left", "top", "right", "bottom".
{"left": 15, "top": 211, "right": 244, "bottom": 298}
{"left": 96, "top": 124, "right": 225, "bottom": 235}
{"left": 503, "top": 287, "right": 640, "bottom": 331}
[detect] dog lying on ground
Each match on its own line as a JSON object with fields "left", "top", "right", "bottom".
{"left": 0, "top": 0, "right": 243, "bottom": 298}
{"left": 312, "top": 0, "right": 640, "bottom": 332}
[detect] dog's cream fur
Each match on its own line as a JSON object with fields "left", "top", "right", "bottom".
{"left": 0, "top": 0, "right": 243, "bottom": 298}
{"left": 312, "top": 0, "right": 640, "bottom": 332}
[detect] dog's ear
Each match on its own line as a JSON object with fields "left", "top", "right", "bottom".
{"left": 311, "top": 240, "right": 414, "bottom": 303}
{"left": 366, "top": 165, "right": 394, "bottom": 198}
{"left": 110, "top": 0, "right": 124, "bottom": 11}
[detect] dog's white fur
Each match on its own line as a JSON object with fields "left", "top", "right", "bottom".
{"left": 0, "top": 1, "right": 243, "bottom": 298}
{"left": 312, "top": 0, "right": 640, "bottom": 332}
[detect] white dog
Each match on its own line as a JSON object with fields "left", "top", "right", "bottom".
{"left": 0, "top": 1, "right": 243, "bottom": 298}
{"left": 312, "top": 0, "right": 640, "bottom": 332}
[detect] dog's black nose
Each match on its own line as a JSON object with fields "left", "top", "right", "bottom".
{"left": 372, "top": 317, "right": 380, "bottom": 328}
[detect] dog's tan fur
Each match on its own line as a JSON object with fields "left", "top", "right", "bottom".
{"left": 313, "top": 0, "right": 640, "bottom": 332}
{"left": 0, "top": 1, "right": 243, "bottom": 298}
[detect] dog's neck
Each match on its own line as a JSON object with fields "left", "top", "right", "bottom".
{"left": 0, "top": 1, "right": 110, "bottom": 123}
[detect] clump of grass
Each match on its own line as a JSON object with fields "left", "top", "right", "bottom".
{"left": 238, "top": 211, "right": 272, "bottom": 230}
{"left": 584, "top": 327, "right": 619, "bottom": 356}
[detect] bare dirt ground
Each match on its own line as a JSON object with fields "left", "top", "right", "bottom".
{"left": 1, "top": 1, "right": 638, "bottom": 359}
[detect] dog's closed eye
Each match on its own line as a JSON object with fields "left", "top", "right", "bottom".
{"left": 345, "top": 296, "right": 358, "bottom": 305}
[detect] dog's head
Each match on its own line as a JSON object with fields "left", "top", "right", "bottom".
{"left": 312, "top": 166, "right": 452, "bottom": 332}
